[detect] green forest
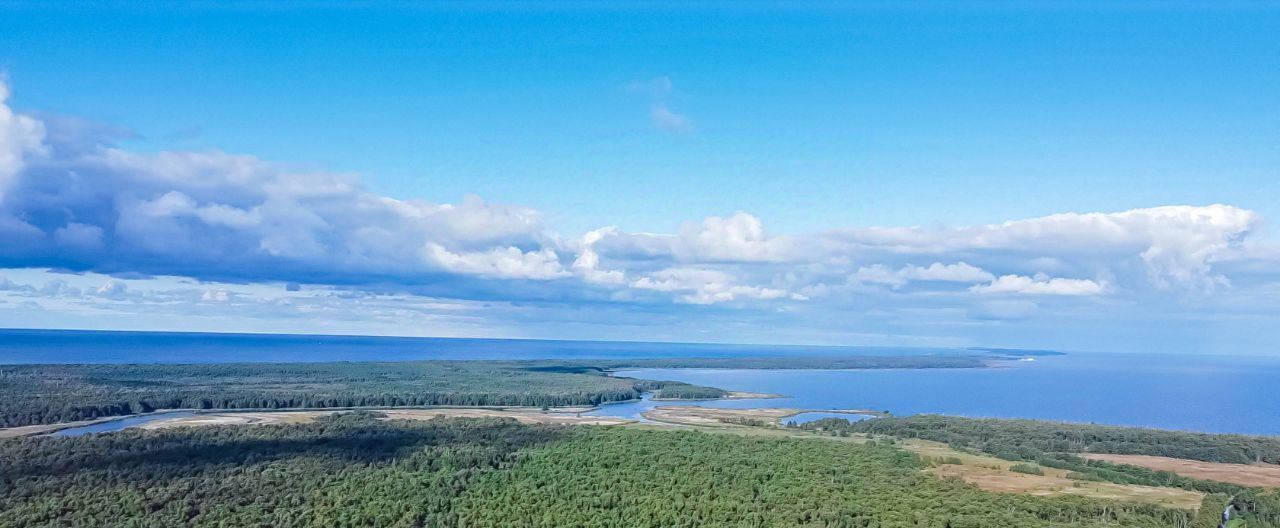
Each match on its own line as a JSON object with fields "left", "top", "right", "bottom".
{"left": 0, "top": 355, "right": 999, "bottom": 428}
{"left": 0, "top": 412, "right": 1217, "bottom": 528}
{"left": 0, "top": 361, "right": 729, "bottom": 427}
{"left": 797, "top": 415, "right": 1280, "bottom": 527}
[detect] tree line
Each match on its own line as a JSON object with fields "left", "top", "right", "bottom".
{"left": 0, "top": 361, "right": 725, "bottom": 427}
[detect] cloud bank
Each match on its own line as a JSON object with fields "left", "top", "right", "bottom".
{"left": 1, "top": 79, "right": 1276, "bottom": 350}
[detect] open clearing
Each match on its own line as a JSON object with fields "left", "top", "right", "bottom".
{"left": 0, "top": 419, "right": 104, "bottom": 438}
{"left": 1084, "top": 453, "right": 1280, "bottom": 488}
{"left": 139, "top": 407, "right": 631, "bottom": 430}
{"left": 642, "top": 405, "right": 879, "bottom": 427}
{"left": 895, "top": 438, "right": 1206, "bottom": 510}
{"left": 640, "top": 406, "right": 1204, "bottom": 510}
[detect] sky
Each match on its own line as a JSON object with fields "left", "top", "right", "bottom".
{"left": 0, "top": 1, "right": 1277, "bottom": 354}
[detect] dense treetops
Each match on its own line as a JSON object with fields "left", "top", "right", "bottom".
{"left": 0, "top": 414, "right": 1206, "bottom": 528}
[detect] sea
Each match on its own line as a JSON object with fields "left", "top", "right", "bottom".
{"left": 4, "top": 329, "right": 1279, "bottom": 436}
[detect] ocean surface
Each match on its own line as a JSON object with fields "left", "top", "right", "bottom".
{"left": 607, "top": 353, "right": 1280, "bottom": 435}
{"left": 5, "top": 329, "right": 1279, "bottom": 436}
{"left": 0, "top": 328, "right": 989, "bottom": 364}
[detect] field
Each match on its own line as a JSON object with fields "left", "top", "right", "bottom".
{"left": 138, "top": 408, "right": 630, "bottom": 429}
{"left": 907, "top": 439, "right": 1205, "bottom": 510}
{"left": 1085, "top": 453, "right": 1280, "bottom": 488}
{"left": 642, "top": 405, "right": 880, "bottom": 427}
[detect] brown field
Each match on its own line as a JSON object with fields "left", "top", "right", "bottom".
{"left": 1084, "top": 453, "right": 1280, "bottom": 488}
{"left": 642, "top": 406, "right": 802, "bottom": 426}
{"left": 903, "top": 439, "right": 1205, "bottom": 510}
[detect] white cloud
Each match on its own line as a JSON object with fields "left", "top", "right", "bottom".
{"left": 651, "top": 105, "right": 693, "bottom": 134}
{"left": 629, "top": 76, "right": 693, "bottom": 134}
{"left": 829, "top": 205, "right": 1256, "bottom": 290}
{"left": 631, "top": 267, "right": 797, "bottom": 305}
{"left": 970, "top": 274, "right": 1107, "bottom": 296}
{"left": 572, "top": 227, "right": 626, "bottom": 284}
{"left": 0, "top": 82, "right": 559, "bottom": 286}
{"left": 856, "top": 262, "right": 994, "bottom": 288}
{"left": 0, "top": 80, "right": 48, "bottom": 201}
{"left": 94, "top": 279, "right": 129, "bottom": 300}
{"left": 1, "top": 78, "right": 1276, "bottom": 325}
{"left": 201, "top": 289, "right": 232, "bottom": 302}
{"left": 421, "top": 244, "right": 567, "bottom": 280}
{"left": 677, "top": 212, "right": 791, "bottom": 262}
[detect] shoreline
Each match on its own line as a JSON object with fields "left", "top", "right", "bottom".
{"left": 651, "top": 390, "right": 783, "bottom": 401}
{"left": 0, "top": 387, "right": 796, "bottom": 438}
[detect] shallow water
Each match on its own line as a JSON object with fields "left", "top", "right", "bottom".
{"left": 51, "top": 411, "right": 197, "bottom": 436}
{"left": 785, "top": 412, "right": 874, "bottom": 425}
{"left": 611, "top": 352, "right": 1280, "bottom": 435}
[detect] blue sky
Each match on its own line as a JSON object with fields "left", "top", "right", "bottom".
{"left": 0, "top": 2, "right": 1278, "bottom": 354}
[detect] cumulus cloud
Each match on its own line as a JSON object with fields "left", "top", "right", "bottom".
{"left": 631, "top": 267, "right": 797, "bottom": 305}
{"left": 970, "top": 274, "right": 1107, "bottom": 296}
{"left": 828, "top": 205, "right": 1256, "bottom": 290}
{"left": 572, "top": 227, "right": 626, "bottom": 284}
{"left": 0, "top": 78, "right": 1273, "bottom": 321}
{"left": 678, "top": 212, "right": 791, "bottom": 262}
{"left": 0, "top": 80, "right": 48, "bottom": 201}
{"left": 421, "top": 244, "right": 567, "bottom": 280}
{"left": 0, "top": 82, "right": 563, "bottom": 289}
{"left": 856, "top": 262, "right": 994, "bottom": 288}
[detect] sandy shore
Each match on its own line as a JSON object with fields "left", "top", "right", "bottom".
{"left": 651, "top": 390, "right": 782, "bottom": 401}
{"left": 135, "top": 407, "right": 631, "bottom": 430}
{"left": 641, "top": 406, "right": 882, "bottom": 427}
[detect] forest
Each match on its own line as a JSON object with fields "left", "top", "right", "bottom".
{"left": 0, "top": 412, "right": 1217, "bottom": 528}
{"left": 798, "top": 415, "right": 1280, "bottom": 527}
{"left": 0, "top": 354, "right": 1003, "bottom": 428}
{"left": 0, "top": 361, "right": 722, "bottom": 427}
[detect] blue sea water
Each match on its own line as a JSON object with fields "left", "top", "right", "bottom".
{"left": 611, "top": 352, "right": 1280, "bottom": 435}
{"left": 5, "top": 329, "right": 1279, "bottom": 436}
{"left": 785, "top": 412, "right": 875, "bottom": 425}
{"left": 0, "top": 328, "right": 985, "bottom": 364}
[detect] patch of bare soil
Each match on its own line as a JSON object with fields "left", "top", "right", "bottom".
{"left": 1084, "top": 453, "right": 1280, "bottom": 488}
